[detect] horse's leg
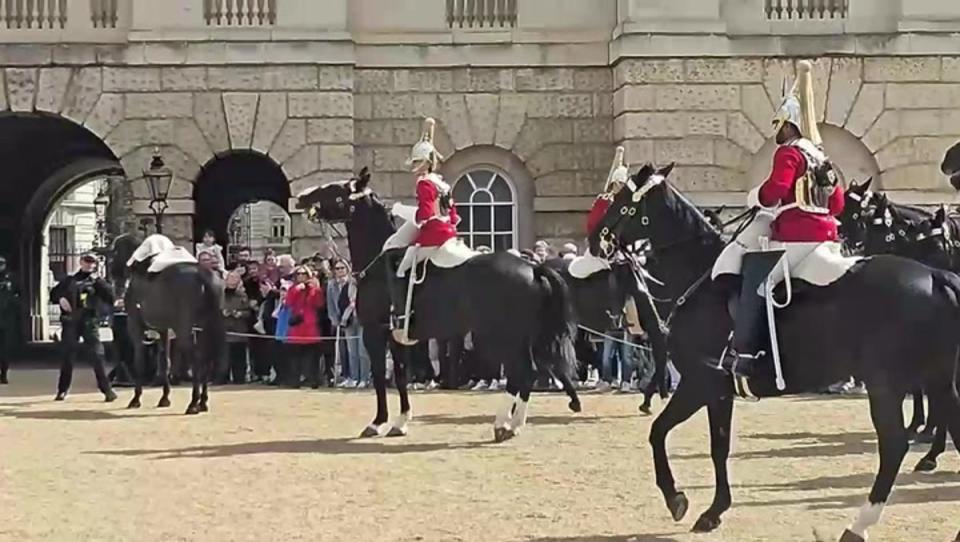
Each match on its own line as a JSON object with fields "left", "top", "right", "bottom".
{"left": 360, "top": 326, "right": 390, "bottom": 438}
{"left": 198, "top": 332, "right": 210, "bottom": 413}
{"left": 494, "top": 367, "right": 521, "bottom": 443}
{"left": 917, "top": 391, "right": 939, "bottom": 444}
{"left": 906, "top": 388, "right": 925, "bottom": 441}
{"left": 649, "top": 378, "right": 708, "bottom": 522}
{"left": 506, "top": 352, "right": 535, "bottom": 439}
{"left": 386, "top": 344, "right": 412, "bottom": 437}
{"left": 914, "top": 388, "right": 947, "bottom": 472}
{"left": 127, "top": 321, "right": 144, "bottom": 409}
{"left": 692, "top": 395, "right": 734, "bottom": 533}
{"left": 555, "top": 370, "right": 582, "bottom": 413}
{"left": 840, "top": 387, "right": 908, "bottom": 542}
{"left": 156, "top": 332, "right": 171, "bottom": 408}
{"left": 185, "top": 330, "right": 201, "bottom": 415}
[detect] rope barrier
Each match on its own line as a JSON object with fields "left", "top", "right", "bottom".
{"left": 577, "top": 324, "right": 653, "bottom": 353}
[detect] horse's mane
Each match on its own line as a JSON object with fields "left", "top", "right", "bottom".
{"left": 659, "top": 181, "right": 723, "bottom": 245}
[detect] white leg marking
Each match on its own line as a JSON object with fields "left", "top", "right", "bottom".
{"left": 392, "top": 411, "right": 412, "bottom": 433}
{"left": 850, "top": 502, "right": 885, "bottom": 539}
{"left": 509, "top": 397, "right": 530, "bottom": 434}
{"left": 495, "top": 393, "right": 515, "bottom": 429}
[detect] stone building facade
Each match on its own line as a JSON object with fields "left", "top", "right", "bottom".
{"left": 2, "top": 0, "right": 960, "bottom": 338}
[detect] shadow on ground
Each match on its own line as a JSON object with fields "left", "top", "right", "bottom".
{"left": 673, "top": 430, "right": 878, "bottom": 460}
{"left": 87, "top": 436, "right": 498, "bottom": 460}
{"left": 414, "top": 413, "right": 635, "bottom": 427}
{"left": 526, "top": 534, "right": 684, "bottom": 542}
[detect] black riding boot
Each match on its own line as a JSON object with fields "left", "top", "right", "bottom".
{"left": 384, "top": 252, "right": 408, "bottom": 332}
{"left": 721, "top": 250, "right": 785, "bottom": 378}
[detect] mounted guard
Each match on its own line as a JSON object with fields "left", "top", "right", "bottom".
{"left": 712, "top": 60, "right": 854, "bottom": 387}
{"left": 570, "top": 146, "right": 629, "bottom": 278}
{"left": 382, "top": 117, "right": 473, "bottom": 345}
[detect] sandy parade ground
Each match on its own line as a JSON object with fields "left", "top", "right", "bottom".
{"left": 1, "top": 367, "right": 958, "bottom": 542}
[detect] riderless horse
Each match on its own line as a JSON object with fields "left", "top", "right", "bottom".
{"left": 593, "top": 164, "right": 960, "bottom": 541}
{"left": 296, "top": 168, "right": 579, "bottom": 442}
{"left": 111, "top": 232, "right": 226, "bottom": 415}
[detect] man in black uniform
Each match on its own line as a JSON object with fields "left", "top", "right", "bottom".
{"left": 0, "top": 255, "right": 18, "bottom": 384}
{"left": 50, "top": 253, "right": 117, "bottom": 402}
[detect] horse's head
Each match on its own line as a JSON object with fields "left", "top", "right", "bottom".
{"left": 916, "top": 204, "right": 958, "bottom": 269}
{"left": 589, "top": 162, "right": 692, "bottom": 256}
{"left": 838, "top": 177, "right": 874, "bottom": 248}
{"left": 942, "top": 140, "right": 960, "bottom": 190}
{"left": 296, "top": 167, "right": 376, "bottom": 224}
{"left": 863, "top": 193, "right": 913, "bottom": 256}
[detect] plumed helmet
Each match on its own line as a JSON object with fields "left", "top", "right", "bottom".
{"left": 773, "top": 60, "right": 822, "bottom": 146}
{"left": 604, "top": 146, "right": 628, "bottom": 191}
{"left": 406, "top": 117, "right": 444, "bottom": 172}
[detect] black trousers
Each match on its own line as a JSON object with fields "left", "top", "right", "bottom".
{"left": 0, "top": 324, "right": 14, "bottom": 380}
{"left": 286, "top": 343, "right": 320, "bottom": 388}
{"left": 58, "top": 319, "right": 112, "bottom": 395}
{"left": 227, "top": 342, "right": 248, "bottom": 383}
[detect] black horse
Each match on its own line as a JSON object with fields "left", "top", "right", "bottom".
{"left": 840, "top": 187, "right": 948, "bottom": 446}
{"left": 111, "top": 233, "right": 226, "bottom": 415}
{"left": 592, "top": 164, "right": 960, "bottom": 541}
{"left": 543, "top": 249, "right": 671, "bottom": 415}
{"left": 296, "top": 168, "right": 579, "bottom": 442}
{"left": 942, "top": 140, "right": 960, "bottom": 190}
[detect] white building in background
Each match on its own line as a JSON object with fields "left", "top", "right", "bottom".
{"left": 229, "top": 200, "right": 292, "bottom": 259}
{"left": 40, "top": 180, "right": 106, "bottom": 338}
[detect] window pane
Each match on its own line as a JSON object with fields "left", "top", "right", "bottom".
{"left": 457, "top": 205, "right": 472, "bottom": 231}
{"left": 472, "top": 190, "right": 492, "bottom": 204}
{"left": 494, "top": 234, "right": 512, "bottom": 252}
{"left": 453, "top": 178, "right": 473, "bottom": 201}
{"left": 470, "top": 170, "right": 494, "bottom": 189}
{"left": 490, "top": 176, "right": 513, "bottom": 201}
{"left": 494, "top": 205, "right": 513, "bottom": 232}
{"left": 474, "top": 205, "right": 492, "bottom": 231}
{"left": 474, "top": 234, "right": 492, "bottom": 251}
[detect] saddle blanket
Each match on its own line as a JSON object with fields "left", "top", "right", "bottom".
{"left": 712, "top": 211, "right": 860, "bottom": 287}
{"left": 386, "top": 202, "right": 478, "bottom": 270}
{"left": 568, "top": 252, "right": 610, "bottom": 279}
{"left": 147, "top": 247, "right": 197, "bottom": 273}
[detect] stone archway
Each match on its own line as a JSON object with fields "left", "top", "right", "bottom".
{"left": 0, "top": 113, "right": 122, "bottom": 341}
{"left": 192, "top": 151, "right": 291, "bottom": 259}
{"left": 745, "top": 124, "right": 881, "bottom": 188}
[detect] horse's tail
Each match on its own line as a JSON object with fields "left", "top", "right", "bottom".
{"left": 197, "top": 269, "right": 227, "bottom": 377}
{"left": 531, "top": 264, "right": 578, "bottom": 379}
{"left": 932, "top": 270, "right": 960, "bottom": 406}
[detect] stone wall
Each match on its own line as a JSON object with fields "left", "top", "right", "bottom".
{"left": 614, "top": 56, "right": 960, "bottom": 199}
{"left": 353, "top": 66, "right": 614, "bottom": 242}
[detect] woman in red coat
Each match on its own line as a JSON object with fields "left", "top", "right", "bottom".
{"left": 283, "top": 266, "right": 324, "bottom": 388}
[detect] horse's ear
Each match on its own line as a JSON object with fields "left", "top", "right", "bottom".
{"left": 356, "top": 167, "right": 371, "bottom": 190}
{"left": 862, "top": 177, "right": 873, "bottom": 191}
{"left": 657, "top": 162, "right": 676, "bottom": 178}
{"left": 936, "top": 204, "right": 948, "bottom": 222}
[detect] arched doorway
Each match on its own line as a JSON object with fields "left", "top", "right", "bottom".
{"left": 193, "top": 152, "right": 290, "bottom": 264}
{"left": 0, "top": 113, "right": 121, "bottom": 341}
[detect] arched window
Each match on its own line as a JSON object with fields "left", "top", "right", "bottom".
{"left": 453, "top": 168, "right": 516, "bottom": 251}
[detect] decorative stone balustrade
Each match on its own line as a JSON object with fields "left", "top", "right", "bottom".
{"left": 446, "top": 0, "right": 517, "bottom": 28}
{"left": 764, "top": 0, "right": 849, "bottom": 20}
{"left": 203, "top": 0, "right": 277, "bottom": 26}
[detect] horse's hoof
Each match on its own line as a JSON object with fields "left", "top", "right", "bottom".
{"left": 198, "top": 403, "right": 208, "bottom": 413}
{"left": 127, "top": 399, "right": 141, "bottom": 409}
{"left": 838, "top": 529, "right": 865, "bottom": 542}
{"left": 104, "top": 391, "right": 118, "bottom": 403}
{"left": 493, "top": 426, "right": 510, "bottom": 443}
{"left": 568, "top": 400, "right": 582, "bottom": 413}
{"left": 691, "top": 512, "right": 721, "bottom": 533}
{"left": 54, "top": 393, "right": 66, "bottom": 402}
{"left": 157, "top": 397, "right": 171, "bottom": 408}
{"left": 386, "top": 426, "right": 408, "bottom": 438}
{"left": 916, "top": 430, "right": 936, "bottom": 444}
{"left": 0, "top": 375, "right": 8, "bottom": 384}
{"left": 666, "top": 492, "right": 689, "bottom": 522}
{"left": 359, "top": 425, "right": 380, "bottom": 438}
{"left": 638, "top": 404, "right": 653, "bottom": 416}
{"left": 185, "top": 405, "right": 200, "bottom": 415}
{"left": 913, "top": 457, "right": 937, "bottom": 473}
